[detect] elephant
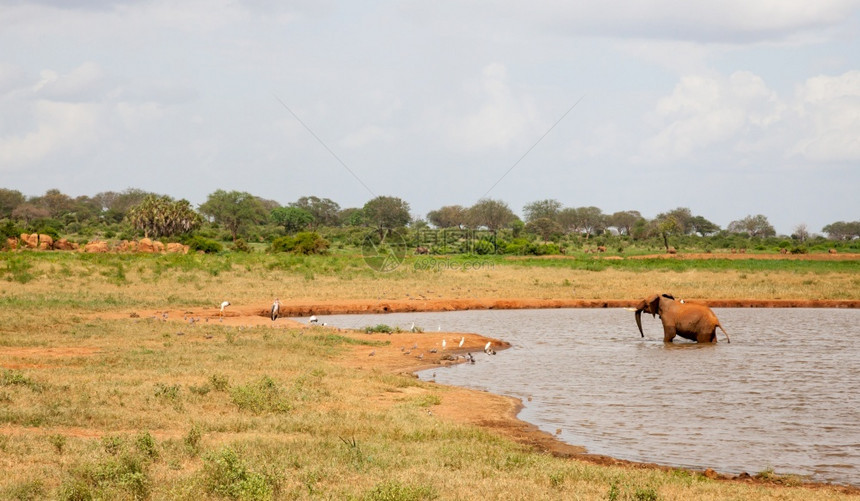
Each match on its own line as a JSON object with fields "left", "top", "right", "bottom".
{"left": 634, "top": 293, "right": 730, "bottom": 343}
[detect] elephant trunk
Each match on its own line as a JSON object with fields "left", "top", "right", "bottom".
{"left": 635, "top": 309, "right": 644, "bottom": 337}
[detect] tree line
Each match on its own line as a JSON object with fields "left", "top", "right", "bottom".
{"left": 1, "top": 187, "right": 858, "bottom": 253}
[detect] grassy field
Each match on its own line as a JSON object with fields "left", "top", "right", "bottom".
{"left": 1, "top": 251, "right": 858, "bottom": 500}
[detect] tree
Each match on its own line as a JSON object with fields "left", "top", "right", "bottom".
{"left": 727, "top": 214, "right": 775, "bottom": 238}
{"left": 270, "top": 207, "right": 314, "bottom": 234}
{"left": 199, "top": 190, "right": 267, "bottom": 241}
{"left": 339, "top": 208, "right": 365, "bottom": 227}
{"left": 689, "top": 215, "right": 720, "bottom": 236}
{"left": 362, "top": 196, "right": 411, "bottom": 237}
{"left": 822, "top": 221, "right": 860, "bottom": 240}
{"left": 427, "top": 205, "right": 467, "bottom": 229}
{"left": 523, "top": 199, "right": 562, "bottom": 223}
{"left": 577, "top": 206, "right": 606, "bottom": 237}
{"left": 655, "top": 216, "right": 680, "bottom": 251}
{"left": 557, "top": 208, "right": 582, "bottom": 234}
{"left": 658, "top": 207, "right": 693, "bottom": 235}
{"left": 127, "top": 195, "right": 202, "bottom": 238}
{"left": 0, "top": 188, "right": 25, "bottom": 219}
{"left": 11, "top": 203, "right": 49, "bottom": 224}
{"left": 33, "top": 189, "right": 75, "bottom": 219}
{"left": 291, "top": 196, "right": 341, "bottom": 229}
{"left": 525, "top": 217, "right": 563, "bottom": 241}
{"left": 94, "top": 188, "right": 155, "bottom": 223}
{"left": 608, "top": 210, "right": 642, "bottom": 236}
{"left": 792, "top": 223, "right": 809, "bottom": 243}
{"left": 467, "top": 198, "right": 516, "bottom": 232}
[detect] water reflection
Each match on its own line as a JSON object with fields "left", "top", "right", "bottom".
{"left": 308, "top": 308, "right": 860, "bottom": 486}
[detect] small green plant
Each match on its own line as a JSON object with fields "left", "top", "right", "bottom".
{"left": 48, "top": 434, "right": 67, "bottom": 454}
{"left": 363, "top": 480, "right": 436, "bottom": 501}
{"left": 363, "top": 324, "right": 394, "bottom": 334}
{"left": 184, "top": 423, "right": 204, "bottom": 455}
{"left": 202, "top": 447, "right": 273, "bottom": 501}
{"left": 230, "top": 376, "right": 291, "bottom": 414}
{"left": 210, "top": 373, "right": 230, "bottom": 391}
{"left": 3, "top": 478, "right": 45, "bottom": 501}
{"left": 154, "top": 383, "right": 181, "bottom": 402}
{"left": 135, "top": 431, "right": 159, "bottom": 460}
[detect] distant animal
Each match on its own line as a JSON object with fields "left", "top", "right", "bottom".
{"left": 484, "top": 342, "right": 496, "bottom": 355}
{"left": 779, "top": 248, "right": 788, "bottom": 254}
{"left": 597, "top": 246, "right": 606, "bottom": 253}
{"left": 667, "top": 247, "right": 677, "bottom": 254}
{"left": 633, "top": 293, "right": 730, "bottom": 343}
{"left": 459, "top": 337, "right": 465, "bottom": 348}
{"left": 415, "top": 246, "right": 429, "bottom": 255}
{"left": 829, "top": 248, "right": 838, "bottom": 254}
{"left": 309, "top": 315, "right": 318, "bottom": 324}
{"left": 441, "top": 339, "right": 447, "bottom": 350}
{"left": 271, "top": 298, "right": 280, "bottom": 321}
{"left": 219, "top": 301, "right": 230, "bottom": 317}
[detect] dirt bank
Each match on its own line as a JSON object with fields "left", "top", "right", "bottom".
{"left": 125, "top": 301, "right": 859, "bottom": 494}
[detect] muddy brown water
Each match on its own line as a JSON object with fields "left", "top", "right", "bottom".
{"left": 304, "top": 308, "right": 860, "bottom": 486}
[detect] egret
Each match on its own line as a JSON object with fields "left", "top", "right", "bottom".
{"left": 410, "top": 322, "right": 418, "bottom": 333}
{"left": 484, "top": 341, "right": 496, "bottom": 355}
{"left": 220, "top": 301, "right": 230, "bottom": 317}
{"left": 442, "top": 339, "right": 447, "bottom": 350}
{"left": 459, "top": 337, "right": 465, "bottom": 348}
{"left": 271, "top": 298, "right": 280, "bottom": 321}
{"left": 309, "top": 315, "right": 318, "bottom": 324}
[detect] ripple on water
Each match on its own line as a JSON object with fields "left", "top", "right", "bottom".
{"left": 313, "top": 308, "right": 860, "bottom": 486}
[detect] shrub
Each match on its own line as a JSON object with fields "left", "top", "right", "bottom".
{"left": 363, "top": 324, "right": 394, "bottom": 334}
{"left": 202, "top": 447, "right": 273, "bottom": 500}
{"left": 231, "top": 238, "right": 252, "bottom": 253}
{"left": 269, "top": 232, "right": 329, "bottom": 255}
{"left": 187, "top": 236, "right": 223, "bottom": 254}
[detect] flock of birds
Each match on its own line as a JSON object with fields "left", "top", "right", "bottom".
{"left": 157, "top": 299, "right": 499, "bottom": 365}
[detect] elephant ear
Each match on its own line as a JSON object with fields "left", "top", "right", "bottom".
{"left": 649, "top": 295, "right": 662, "bottom": 317}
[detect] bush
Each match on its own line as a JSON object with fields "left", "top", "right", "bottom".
{"left": 269, "top": 232, "right": 329, "bottom": 255}
{"left": 230, "top": 238, "right": 252, "bottom": 253}
{"left": 187, "top": 236, "right": 223, "bottom": 254}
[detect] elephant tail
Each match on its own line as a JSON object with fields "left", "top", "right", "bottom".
{"left": 718, "top": 323, "right": 730, "bottom": 343}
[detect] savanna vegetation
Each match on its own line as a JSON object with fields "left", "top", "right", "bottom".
{"left": 0, "top": 251, "right": 858, "bottom": 500}
{"left": 2, "top": 187, "right": 859, "bottom": 257}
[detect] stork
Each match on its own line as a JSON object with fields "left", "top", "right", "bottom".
{"left": 309, "top": 315, "right": 318, "bottom": 324}
{"left": 271, "top": 298, "right": 280, "bottom": 321}
{"left": 459, "top": 336, "right": 465, "bottom": 348}
{"left": 219, "top": 301, "right": 230, "bottom": 318}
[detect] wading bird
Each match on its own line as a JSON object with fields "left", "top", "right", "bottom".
{"left": 220, "top": 301, "right": 230, "bottom": 318}
{"left": 459, "top": 337, "right": 465, "bottom": 348}
{"left": 271, "top": 298, "right": 280, "bottom": 321}
{"left": 441, "top": 339, "right": 447, "bottom": 350}
{"left": 309, "top": 315, "right": 318, "bottom": 324}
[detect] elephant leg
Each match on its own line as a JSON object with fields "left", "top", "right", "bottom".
{"left": 662, "top": 326, "right": 676, "bottom": 343}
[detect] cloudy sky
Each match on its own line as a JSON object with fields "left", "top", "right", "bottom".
{"left": 1, "top": 1, "right": 859, "bottom": 234}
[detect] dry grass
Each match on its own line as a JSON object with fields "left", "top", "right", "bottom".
{"left": 0, "top": 251, "right": 858, "bottom": 500}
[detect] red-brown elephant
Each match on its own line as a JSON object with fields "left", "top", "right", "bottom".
{"left": 634, "top": 294, "right": 730, "bottom": 343}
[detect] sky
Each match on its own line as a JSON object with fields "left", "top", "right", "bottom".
{"left": 1, "top": 1, "right": 859, "bottom": 235}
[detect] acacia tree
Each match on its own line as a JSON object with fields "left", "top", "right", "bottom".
{"left": 727, "top": 214, "right": 775, "bottom": 238}
{"left": 608, "top": 210, "right": 642, "bottom": 236}
{"left": 822, "top": 221, "right": 860, "bottom": 240}
{"left": 523, "top": 199, "right": 562, "bottom": 223}
{"left": 363, "top": 196, "right": 411, "bottom": 237}
{"left": 467, "top": 198, "right": 516, "bottom": 232}
{"left": 427, "top": 205, "right": 467, "bottom": 229}
{"left": 127, "top": 195, "right": 202, "bottom": 238}
{"left": 199, "top": 190, "right": 267, "bottom": 241}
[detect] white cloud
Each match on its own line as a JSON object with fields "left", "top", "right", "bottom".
{"left": 792, "top": 71, "right": 860, "bottom": 162}
{"left": 445, "top": 63, "right": 543, "bottom": 152}
{"left": 641, "top": 71, "right": 784, "bottom": 161}
{"left": 0, "top": 100, "right": 101, "bottom": 167}
{"left": 341, "top": 125, "right": 393, "bottom": 149}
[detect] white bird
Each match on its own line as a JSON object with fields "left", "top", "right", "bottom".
{"left": 219, "top": 301, "right": 230, "bottom": 317}
{"left": 410, "top": 322, "right": 418, "bottom": 333}
{"left": 309, "top": 315, "right": 318, "bottom": 324}
{"left": 459, "top": 337, "right": 465, "bottom": 348}
{"left": 484, "top": 341, "right": 491, "bottom": 352}
{"left": 441, "top": 339, "right": 447, "bottom": 350}
{"left": 484, "top": 341, "right": 496, "bottom": 355}
{"left": 271, "top": 298, "right": 280, "bottom": 321}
